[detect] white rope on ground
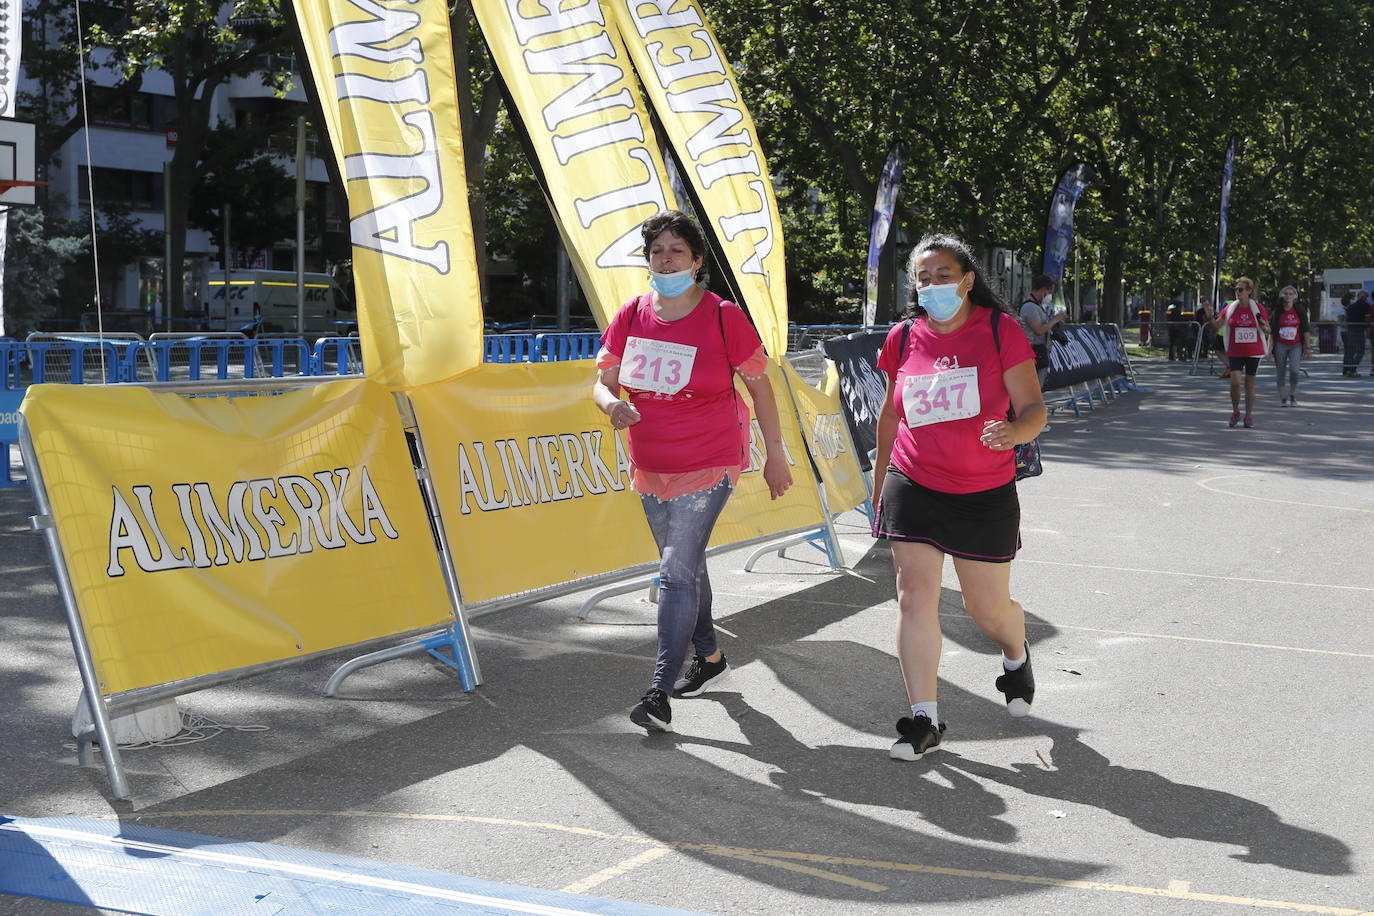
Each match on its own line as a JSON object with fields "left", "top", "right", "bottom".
{"left": 73, "top": 0, "right": 106, "bottom": 380}
{"left": 65, "top": 712, "right": 269, "bottom": 751}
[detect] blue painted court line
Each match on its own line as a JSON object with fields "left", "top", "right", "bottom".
{"left": 0, "top": 815, "right": 707, "bottom": 915}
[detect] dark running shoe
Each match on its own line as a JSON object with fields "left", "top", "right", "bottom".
{"left": 995, "top": 641, "right": 1036, "bottom": 717}
{"left": 889, "top": 715, "right": 945, "bottom": 761}
{"left": 630, "top": 688, "right": 672, "bottom": 733}
{"left": 673, "top": 654, "right": 729, "bottom": 698}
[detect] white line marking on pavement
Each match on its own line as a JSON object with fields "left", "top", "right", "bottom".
{"left": 1199, "top": 474, "right": 1374, "bottom": 512}
{"left": 561, "top": 846, "right": 672, "bottom": 894}
{"left": 1018, "top": 558, "right": 1374, "bottom": 594}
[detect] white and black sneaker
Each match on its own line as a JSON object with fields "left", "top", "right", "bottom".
{"left": 889, "top": 715, "right": 945, "bottom": 761}
{"left": 995, "top": 641, "right": 1035, "bottom": 717}
{"left": 673, "top": 654, "right": 729, "bottom": 698}
{"left": 630, "top": 688, "right": 672, "bottom": 733}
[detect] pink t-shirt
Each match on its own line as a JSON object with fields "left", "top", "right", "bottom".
{"left": 877, "top": 308, "right": 1034, "bottom": 494}
{"left": 600, "top": 291, "right": 762, "bottom": 475}
{"left": 1276, "top": 308, "right": 1302, "bottom": 343}
{"left": 1223, "top": 301, "right": 1269, "bottom": 357}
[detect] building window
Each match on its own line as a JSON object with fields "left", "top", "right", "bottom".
{"left": 87, "top": 85, "right": 161, "bottom": 131}
{"left": 78, "top": 166, "right": 161, "bottom": 211}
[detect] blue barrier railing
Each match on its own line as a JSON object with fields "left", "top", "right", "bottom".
{"left": 483, "top": 334, "right": 538, "bottom": 363}
{"left": 0, "top": 332, "right": 613, "bottom": 394}
{"left": 534, "top": 332, "right": 601, "bottom": 362}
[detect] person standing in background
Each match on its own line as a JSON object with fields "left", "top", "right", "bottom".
{"left": 1341, "top": 291, "right": 1370, "bottom": 377}
{"left": 1019, "top": 274, "right": 1064, "bottom": 388}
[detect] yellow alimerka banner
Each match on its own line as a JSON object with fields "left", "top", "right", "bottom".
{"left": 781, "top": 360, "right": 869, "bottom": 516}
{"left": 606, "top": 0, "right": 789, "bottom": 356}
{"left": 293, "top": 0, "right": 483, "bottom": 389}
{"left": 409, "top": 360, "right": 824, "bottom": 605}
{"left": 471, "top": 0, "right": 680, "bottom": 329}
{"left": 20, "top": 380, "right": 452, "bottom": 696}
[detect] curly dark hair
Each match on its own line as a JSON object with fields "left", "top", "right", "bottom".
{"left": 639, "top": 210, "right": 706, "bottom": 262}
{"left": 903, "top": 233, "right": 1010, "bottom": 318}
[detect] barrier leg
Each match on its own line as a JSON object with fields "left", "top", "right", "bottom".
{"left": 323, "top": 627, "right": 473, "bottom": 696}
{"left": 742, "top": 524, "right": 844, "bottom": 571}
{"left": 20, "top": 419, "right": 131, "bottom": 801}
{"left": 577, "top": 574, "right": 659, "bottom": 620}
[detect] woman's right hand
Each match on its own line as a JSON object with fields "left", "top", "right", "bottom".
{"left": 608, "top": 400, "right": 641, "bottom": 430}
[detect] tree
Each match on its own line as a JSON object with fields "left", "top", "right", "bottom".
{"left": 2, "top": 205, "right": 87, "bottom": 332}
{"left": 87, "top": 1, "right": 294, "bottom": 318}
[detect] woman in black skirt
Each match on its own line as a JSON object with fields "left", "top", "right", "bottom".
{"left": 872, "top": 234, "right": 1047, "bottom": 761}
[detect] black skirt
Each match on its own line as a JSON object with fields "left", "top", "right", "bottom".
{"left": 874, "top": 467, "right": 1020, "bottom": 562}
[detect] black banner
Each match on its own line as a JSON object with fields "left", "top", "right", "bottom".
{"left": 820, "top": 330, "right": 889, "bottom": 472}
{"left": 1044, "top": 324, "right": 1128, "bottom": 391}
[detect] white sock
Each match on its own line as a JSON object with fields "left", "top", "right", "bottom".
{"left": 1002, "top": 646, "right": 1027, "bottom": 671}
{"left": 910, "top": 701, "right": 938, "bottom": 722}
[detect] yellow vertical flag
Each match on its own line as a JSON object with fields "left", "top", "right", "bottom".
{"left": 606, "top": 0, "right": 789, "bottom": 356}
{"left": 292, "top": 0, "right": 483, "bottom": 389}
{"left": 470, "top": 0, "right": 680, "bottom": 329}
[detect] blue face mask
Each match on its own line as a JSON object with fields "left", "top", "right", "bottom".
{"left": 917, "top": 281, "right": 964, "bottom": 321}
{"left": 649, "top": 267, "right": 697, "bottom": 298}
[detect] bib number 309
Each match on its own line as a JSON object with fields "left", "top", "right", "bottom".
{"left": 619, "top": 336, "right": 697, "bottom": 395}
{"left": 902, "top": 366, "right": 980, "bottom": 428}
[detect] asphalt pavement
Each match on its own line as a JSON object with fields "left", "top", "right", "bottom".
{"left": 2, "top": 352, "right": 1372, "bottom": 915}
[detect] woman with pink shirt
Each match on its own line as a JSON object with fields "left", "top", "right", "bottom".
{"left": 593, "top": 210, "right": 793, "bottom": 733}
{"left": 1203, "top": 277, "right": 1271, "bottom": 428}
{"left": 872, "top": 234, "right": 1046, "bottom": 761}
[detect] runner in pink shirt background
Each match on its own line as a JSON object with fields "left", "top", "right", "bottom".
{"left": 593, "top": 210, "right": 793, "bottom": 734}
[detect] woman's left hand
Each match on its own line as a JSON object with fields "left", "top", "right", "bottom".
{"left": 980, "top": 418, "right": 1016, "bottom": 452}
{"left": 763, "top": 452, "right": 792, "bottom": 500}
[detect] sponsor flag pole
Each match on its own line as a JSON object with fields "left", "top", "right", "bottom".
{"left": 1211, "top": 135, "right": 1237, "bottom": 309}
{"left": 1040, "top": 161, "right": 1096, "bottom": 304}
{"left": 864, "top": 142, "right": 906, "bottom": 327}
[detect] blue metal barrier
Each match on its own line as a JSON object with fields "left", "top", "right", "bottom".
{"left": 534, "top": 332, "right": 601, "bottom": 362}
{"left": 123, "top": 338, "right": 313, "bottom": 383}
{"left": 1, "top": 341, "right": 25, "bottom": 486}
{"left": 25, "top": 339, "right": 125, "bottom": 385}
{"left": 483, "top": 334, "right": 538, "bottom": 363}
{"left": 313, "top": 337, "right": 363, "bottom": 376}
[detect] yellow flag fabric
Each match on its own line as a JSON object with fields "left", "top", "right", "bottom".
{"left": 606, "top": 0, "right": 789, "bottom": 356}
{"left": 470, "top": 0, "right": 679, "bottom": 329}
{"left": 293, "top": 0, "right": 483, "bottom": 389}
{"left": 781, "top": 360, "right": 870, "bottom": 516}
{"left": 408, "top": 360, "right": 824, "bottom": 605}
{"left": 21, "top": 380, "right": 452, "bottom": 696}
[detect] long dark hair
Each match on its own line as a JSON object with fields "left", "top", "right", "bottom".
{"left": 903, "top": 233, "right": 1010, "bottom": 318}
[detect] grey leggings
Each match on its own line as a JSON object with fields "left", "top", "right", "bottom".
{"left": 1274, "top": 342, "right": 1303, "bottom": 387}
{"left": 641, "top": 476, "right": 734, "bottom": 692}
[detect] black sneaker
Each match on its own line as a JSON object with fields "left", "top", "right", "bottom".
{"left": 889, "top": 715, "right": 945, "bottom": 761}
{"left": 630, "top": 688, "right": 672, "bottom": 733}
{"left": 995, "top": 641, "right": 1035, "bottom": 717}
{"left": 673, "top": 654, "right": 729, "bottom": 697}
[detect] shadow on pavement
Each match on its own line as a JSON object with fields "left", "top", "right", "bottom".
{"left": 90, "top": 542, "right": 1350, "bottom": 904}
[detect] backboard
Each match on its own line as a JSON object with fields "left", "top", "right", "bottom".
{"left": 0, "top": 117, "right": 38, "bottom": 207}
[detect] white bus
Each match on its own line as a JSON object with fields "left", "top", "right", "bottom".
{"left": 201, "top": 270, "right": 354, "bottom": 335}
